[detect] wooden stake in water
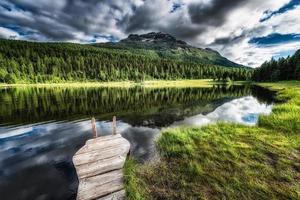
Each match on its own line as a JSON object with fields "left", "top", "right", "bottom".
{"left": 112, "top": 116, "right": 117, "bottom": 135}
{"left": 91, "top": 117, "right": 98, "bottom": 138}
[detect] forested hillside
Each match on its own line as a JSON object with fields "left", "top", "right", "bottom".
{"left": 95, "top": 32, "right": 242, "bottom": 68}
{"left": 0, "top": 38, "right": 252, "bottom": 84}
{"left": 253, "top": 50, "right": 300, "bottom": 81}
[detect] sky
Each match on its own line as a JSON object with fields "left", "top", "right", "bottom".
{"left": 0, "top": 0, "right": 300, "bottom": 67}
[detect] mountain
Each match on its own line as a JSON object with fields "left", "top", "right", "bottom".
{"left": 95, "top": 32, "right": 242, "bottom": 67}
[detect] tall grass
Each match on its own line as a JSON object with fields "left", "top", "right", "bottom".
{"left": 124, "top": 81, "right": 300, "bottom": 200}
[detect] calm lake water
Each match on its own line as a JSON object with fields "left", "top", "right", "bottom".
{"left": 0, "top": 85, "right": 275, "bottom": 200}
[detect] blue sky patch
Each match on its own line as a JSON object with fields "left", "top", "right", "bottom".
{"left": 273, "top": 49, "right": 297, "bottom": 60}
{"left": 0, "top": 25, "right": 33, "bottom": 36}
{"left": 249, "top": 33, "right": 300, "bottom": 46}
{"left": 94, "top": 34, "right": 119, "bottom": 42}
{"left": 87, "top": 34, "right": 119, "bottom": 43}
{"left": 260, "top": 0, "right": 300, "bottom": 22}
{"left": 1, "top": 4, "right": 12, "bottom": 11}
{"left": 170, "top": 3, "right": 184, "bottom": 13}
{"left": 0, "top": 2, "right": 27, "bottom": 12}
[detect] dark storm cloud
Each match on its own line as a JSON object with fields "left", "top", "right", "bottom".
{"left": 122, "top": 0, "right": 253, "bottom": 42}
{"left": 0, "top": 0, "right": 138, "bottom": 41}
{"left": 0, "top": 0, "right": 78, "bottom": 40}
{"left": 188, "top": 0, "right": 248, "bottom": 26}
{"left": 120, "top": 1, "right": 204, "bottom": 41}
{"left": 121, "top": 4, "right": 155, "bottom": 33}
{"left": 0, "top": 0, "right": 252, "bottom": 42}
{"left": 212, "top": 34, "right": 245, "bottom": 45}
{"left": 208, "top": 25, "right": 270, "bottom": 50}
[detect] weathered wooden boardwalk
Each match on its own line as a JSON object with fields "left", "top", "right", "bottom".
{"left": 73, "top": 117, "right": 130, "bottom": 200}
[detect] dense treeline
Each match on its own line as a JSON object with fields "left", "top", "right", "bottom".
{"left": 253, "top": 50, "right": 300, "bottom": 81}
{"left": 0, "top": 39, "right": 252, "bottom": 83}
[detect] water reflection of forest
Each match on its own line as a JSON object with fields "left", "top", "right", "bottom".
{"left": 0, "top": 85, "right": 275, "bottom": 125}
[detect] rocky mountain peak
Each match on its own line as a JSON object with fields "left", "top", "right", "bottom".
{"left": 120, "top": 32, "right": 187, "bottom": 46}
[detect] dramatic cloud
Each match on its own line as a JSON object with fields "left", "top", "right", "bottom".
{"left": 260, "top": 0, "right": 300, "bottom": 22}
{"left": 0, "top": 0, "right": 299, "bottom": 67}
{"left": 188, "top": 0, "right": 248, "bottom": 26}
{"left": 249, "top": 33, "right": 300, "bottom": 46}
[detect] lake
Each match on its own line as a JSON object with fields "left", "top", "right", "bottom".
{"left": 0, "top": 85, "right": 275, "bottom": 200}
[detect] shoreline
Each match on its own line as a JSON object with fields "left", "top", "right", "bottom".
{"left": 124, "top": 80, "right": 300, "bottom": 199}
{"left": 0, "top": 79, "right": 251, "bottom": 88}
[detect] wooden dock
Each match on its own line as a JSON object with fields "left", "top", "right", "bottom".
{"left": 73, "top": 117, "right": 130, "bottom": 200}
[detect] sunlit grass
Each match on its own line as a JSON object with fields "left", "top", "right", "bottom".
{"left": 124, "top": 81, "right": 300, "bottom": 200}
{"left": 124, "top": 158, "right": 149, "bottom": 200}
{"left": 0, "top": 81, "right": 135, "bottom": 88}
{"left": 141, "top": 79, "right": 216, "bottom": 88}
{"left": 0, "top": 79, "right": 216, "bottom": 88}
{"left": 0, "top": 79, "right": 247, "bottom": 88}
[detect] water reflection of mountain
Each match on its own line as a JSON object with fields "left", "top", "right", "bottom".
{"left": 0, "top": 85, "right": 274, "bottom": 126}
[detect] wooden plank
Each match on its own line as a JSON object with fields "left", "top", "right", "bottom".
{"left": 76, "top": 155, "right": 127, "bottom": 179}
{"left": 96, "top": 190, "right": 125, "bottom": 200}
{"left": 91, "top": 117, "right": 98, "bottom": 138}
{"left": 73, "top": 144, "right": 129, "bottom": 166}
{"left": 85, "top": 134, "right": 122, "bottom": 146}
{"left": 112, "top": 116, "right": 117, "bottom": 135}
{"left": 77, "top": 170, "right": 124, "bottom": 200}
{"left": 76, "top": 136, "right": 128, "bottom": 155}
{"left": 73, "top": 125, "right": 130, "bottom": 200}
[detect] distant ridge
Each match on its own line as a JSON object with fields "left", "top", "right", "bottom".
{"left": 95, "top": 32, "right": 243, "bottom": 68}
{"left": 120, "top": 32, "right": 188, "bottom": 48}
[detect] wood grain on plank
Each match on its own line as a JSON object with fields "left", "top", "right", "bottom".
{"left": 73, "top": 142, "right": 130, "bottom": 166}
{"left": 77, "top": 170, "right": 124, "bottom": 200}
{"left": 96, "top": 190, "right": 125, "bottom": 200}
{"left": 76, "top": 136, "right": 128, "bottom": 155}
{"left": 74, "top": 133, "right": 130, "bottom": 200}
{"left": 76, "top": 155, "right": 127, "bottom": 179}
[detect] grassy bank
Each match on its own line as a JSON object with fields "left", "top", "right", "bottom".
{"left": 0, "top": 81, "right": 134, "bottom": 88}
{"left": 140, "top": 79, "right": 217, "bottom": 88}
{"left": 124, "top": 81, "right": 300, "bottom": 200}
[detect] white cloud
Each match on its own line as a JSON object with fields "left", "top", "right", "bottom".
{"left": 198, "top": 1, "right": 300, "bottom": 67}
{"left": 173, "top": 96, "right": 273, "bottom": 126}
{"left": 0, "top": 27, "right": 20, "bottom": 39}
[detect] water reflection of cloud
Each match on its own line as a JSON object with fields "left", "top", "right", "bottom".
{"left": 121, "top": 126, "right": 160, "bottom": 161}
{"left": 95, "top": 121, "right": 160, "bottom": 161}
{"left": 95, "top": 121, "right": 131, "bottom": 136}
{"left": 0, "top": 121, "right": 92, "bottom": 174}
{"left": 173, "top": 96, "right": 272, "bottom": 127}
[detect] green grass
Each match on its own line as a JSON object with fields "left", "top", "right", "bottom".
{"left": 0, "top": 81, "right": 135, "bottom": 88}
{"left": 124, "top": 158, "right": 150, "bottom": 200}
{"left": 124, "top": 81, "right": 300, "bottom": 200}
{"left": 141, "top": 79, "right": 216, "bottom": 88}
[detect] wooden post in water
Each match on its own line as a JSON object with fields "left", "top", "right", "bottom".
{"left": 112, "top": 116, "right": 117, "bottom": 135}
{"left": 91, "top": 117, "right": 97, "bottom": 138}
{"left": 72, "top": 117, "right": 130, "bottom": 200}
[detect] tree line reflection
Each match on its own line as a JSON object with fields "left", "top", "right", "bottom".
{"left": 0, "top": 85, "right": 274, "bottom": 126}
